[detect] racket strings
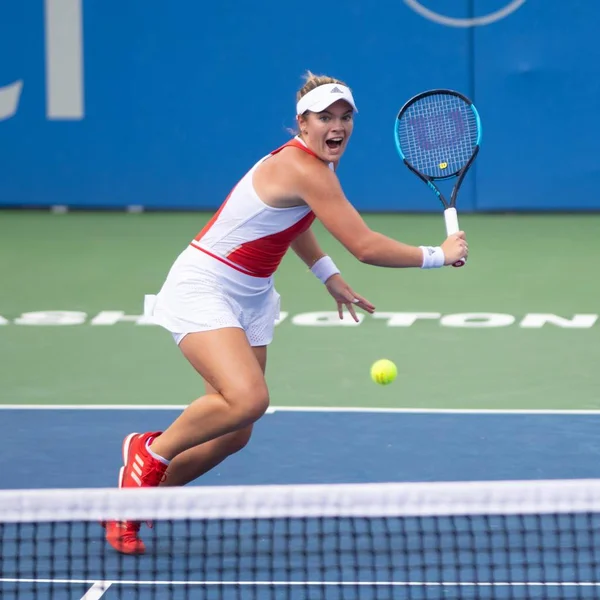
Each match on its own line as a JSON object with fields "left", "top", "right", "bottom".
{"left": 397, "top": 94, "right": 478, "bottom": 178}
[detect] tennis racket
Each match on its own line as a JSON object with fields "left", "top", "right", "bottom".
{"left": 394, "top": 89, "right": 482, "bottom": 267}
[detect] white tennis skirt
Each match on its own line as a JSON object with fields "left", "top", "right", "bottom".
{"left": 144, "top": 246, "right": 281, "bottom": 347}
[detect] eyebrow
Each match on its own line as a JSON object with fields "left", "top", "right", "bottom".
{"left": 320, "top": 109, "right": 353, "bottom": 116}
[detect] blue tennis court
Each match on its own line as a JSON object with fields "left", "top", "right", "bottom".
{"left": 3, "top": 408, "right": 600, "bottom": 489}
{"left": 3, "top": 408, "right": 600, "bottom": 599}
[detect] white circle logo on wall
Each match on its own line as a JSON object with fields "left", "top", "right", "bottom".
{"left": 403, "top": 0, "right": 526, "bottom": 27}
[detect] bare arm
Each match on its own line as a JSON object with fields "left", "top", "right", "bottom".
{"left": 290, "top": 219, "right": 377, "bottom": 321}
{"left": 296, "top": 160, "right": 424, "bottom": 268}
{"left": 290, "top": 228, "right": 326, "bottom": 268}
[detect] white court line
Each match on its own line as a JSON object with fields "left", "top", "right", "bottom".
{"left": 269, "top": 406, "right": 600, "bottom": 415}
{"left": 79, "top": 581, "right": 112, "bottom": 599}
{"left": 1, "top": 404, "right": 600, "bottom": 415}
{"left": 0, "top": 405, "right": 190, "bottom": 410}
{"left": 2, "top": 578, "right": 600, "bottom": 587}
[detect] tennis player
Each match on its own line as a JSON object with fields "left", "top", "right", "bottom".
{"left": 104, "top": 71, "right": 468, "bottom": 554}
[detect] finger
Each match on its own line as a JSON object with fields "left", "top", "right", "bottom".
{"left": 342, "top": 289, "right": 359, "bottom": 303}
{"left": 344, "top": 288, "right": 374, "bottom": 309}
{"left": 353, "top": 294, "right": 376, "bottom": 311}
{"left": 350, "top": 297, "right": 375, "bottom": 313}
{"left": 356, "top": 301, "right": 376, "bottom": 314}
{"left": 337, "top": 301, "right": 344, "bottom": 320}
{"left": 346, "top": 302, "right": 359, "bottom": 322}
{"left": 454, "top": 231, "right": 466, "bottom": 240}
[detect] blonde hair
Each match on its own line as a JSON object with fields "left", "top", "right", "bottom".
{"left": 296, "top": 70, "right": 349, "bottom": 108}
{"left": 293, "top": 71, "right": 350, "bottom": 137}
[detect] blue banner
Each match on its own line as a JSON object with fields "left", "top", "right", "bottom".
{"left": 0, "top": 1, "right": 597, "bottom": 212}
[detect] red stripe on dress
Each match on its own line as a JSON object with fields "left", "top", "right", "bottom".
{"left": 225, "top": 212, "right": 316, "bottom": 277}
{"left": 189, "top": 243, "right": 258, "bottom": 276}
{"left": 193, "top": 186, "right": 236, "bottom": 243}
{"left": 190, "top": 139, "right": 319, "bottom": 277}
{"left": 269, "top": 138, "right": 320, "bottom": 159}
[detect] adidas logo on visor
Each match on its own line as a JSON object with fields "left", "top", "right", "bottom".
{"left": 331, "top": 87, "right": 343, "bottom": 93}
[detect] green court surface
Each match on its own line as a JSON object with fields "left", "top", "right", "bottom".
{"left": 0, "top": 211, "right": 598, "bottom": 411}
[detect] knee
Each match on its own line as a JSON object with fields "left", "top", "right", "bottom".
{"left": 223, "top": 382, "right": 270, "bottom": 426}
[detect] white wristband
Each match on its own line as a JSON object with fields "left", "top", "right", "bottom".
{"left": 419, "top": 246, "right": 445, "bottom": 269}
{"left": 310, "top": 255, "right": 340, "bottom": 283}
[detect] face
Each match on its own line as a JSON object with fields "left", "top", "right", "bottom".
{"left": 298, "top": 100, "right": 354, "bottom": 163}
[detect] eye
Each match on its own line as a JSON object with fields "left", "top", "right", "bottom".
{"left": 342, "top": 114, "right": 353, "bottom": 122}
{"left": 319, "top": 115, "right": 330, "bottom": 122}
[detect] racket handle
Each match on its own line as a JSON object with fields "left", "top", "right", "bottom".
{"left": 443, "top": 207, "right": 466, "bottom": 268}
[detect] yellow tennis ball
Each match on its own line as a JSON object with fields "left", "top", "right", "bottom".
{"left": 370, "top": 359, "right": 398, "bottom": 385}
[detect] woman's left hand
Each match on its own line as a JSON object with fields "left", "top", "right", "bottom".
{"left": 325, "top": 274, "right": 376, "bottom": 322}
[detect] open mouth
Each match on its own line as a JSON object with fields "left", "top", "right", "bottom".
{"left": 326, "top": 137, "right": 343, "bottom": 149}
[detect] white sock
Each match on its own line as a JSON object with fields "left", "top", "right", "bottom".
{"left": 146, "top": 440, "right": 170, "bottom": 466}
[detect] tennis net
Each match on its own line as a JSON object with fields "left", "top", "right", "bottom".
{"left": 2, "top": 478, "right": 600, "bottom": 599}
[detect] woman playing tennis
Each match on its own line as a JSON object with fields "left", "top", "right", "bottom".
{"left": 104, "top": 71, "right": 468, "bottom": 554}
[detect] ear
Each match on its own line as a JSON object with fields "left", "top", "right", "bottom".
{"left": 297, "top": 114, "right": 308, "bottom": 135}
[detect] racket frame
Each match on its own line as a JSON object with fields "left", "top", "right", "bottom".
{"left": 394, "top": 89, "right": 482, "bottom": 267}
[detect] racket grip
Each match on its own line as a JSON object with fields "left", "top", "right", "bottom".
{"left": 443, "top": 207, "right": 466, "bottom": 268}
{"left": 444, "top": 207, "right": 459, "bottom": 235}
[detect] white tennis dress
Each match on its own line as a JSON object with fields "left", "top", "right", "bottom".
{"left": 145, "top": 138, "right": 319, "bottom": 346}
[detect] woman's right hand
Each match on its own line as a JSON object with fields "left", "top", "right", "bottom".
{"left": 441, "top": 231, "right": 469, "bottom": 266}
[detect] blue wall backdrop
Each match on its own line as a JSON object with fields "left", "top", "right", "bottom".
{"left": 0, "top": 1, "right": 597, "bottom": 212}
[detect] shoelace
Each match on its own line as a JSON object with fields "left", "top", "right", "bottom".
{"left": 142, "top": 463, "right": 168, "bottom": 487}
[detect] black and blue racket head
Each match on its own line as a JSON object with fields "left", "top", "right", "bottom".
{"left": 394, "top": 89, "right": 482, "bottom": 180}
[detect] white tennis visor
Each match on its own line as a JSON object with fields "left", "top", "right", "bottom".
{"left": 296, "top": 83, "right": 358, "bottom": 115}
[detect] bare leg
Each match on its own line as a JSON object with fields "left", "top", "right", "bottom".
{"left": 149, "top": 328, "right": 268, "bottom": 461}
{"left": 161, "top": 346, "right": 267, "bottom": 487}
{"left": 161, "top": 425, "right": 253, "bottom": 486}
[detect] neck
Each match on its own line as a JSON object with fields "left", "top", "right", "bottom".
{"left": 294, "top": 135, "right": 335, "bottom": 169}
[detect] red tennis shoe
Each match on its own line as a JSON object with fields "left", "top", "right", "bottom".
{"left": 104, "top": 431, "right": 167, "bottom": 555}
